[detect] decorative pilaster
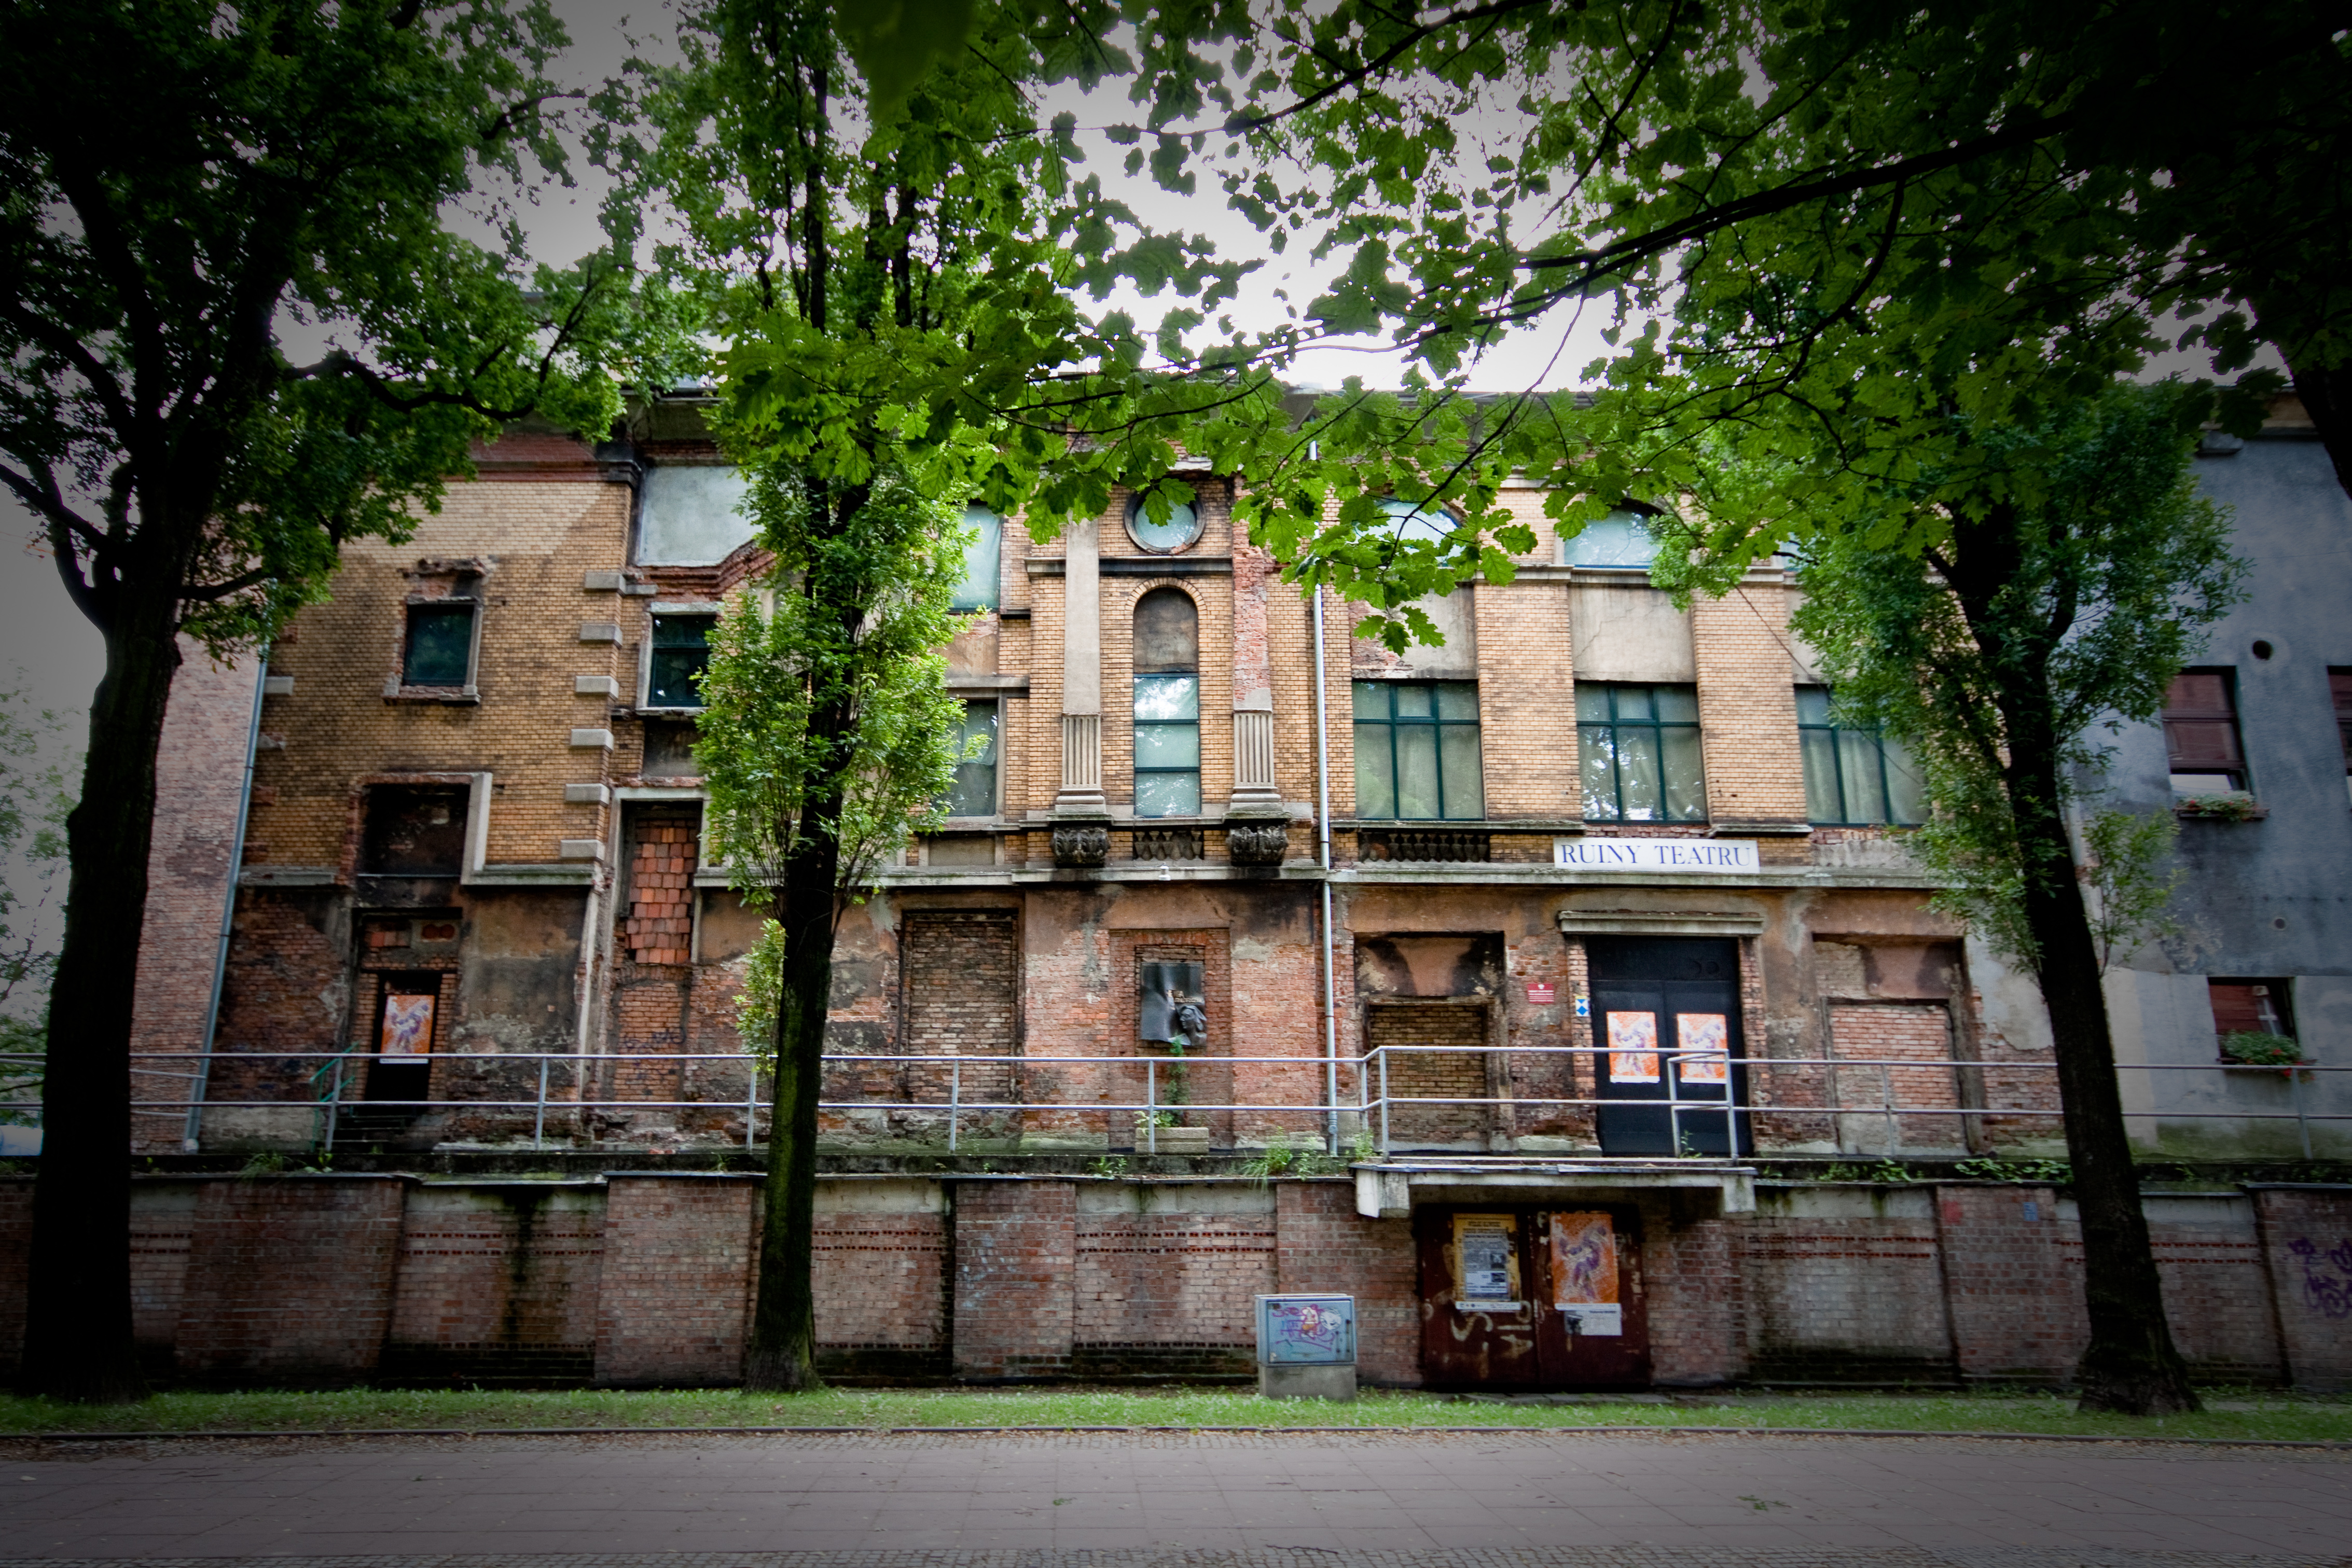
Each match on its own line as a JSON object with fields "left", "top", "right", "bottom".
{"left": 1231, "top": 709, "right": 1277, "bottom": 802}
{"left": 1054, "top": 516, "right": 1105, "bottom": 814}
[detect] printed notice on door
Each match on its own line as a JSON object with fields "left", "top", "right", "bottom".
{"left": 1454, "top": 1215, "right": 1516, "bottom": 1302}
{"left": 1550, "top": 1211, "right": 1624, "bottom": 1336}
{"left": 1676, "top": 1012, "right": 1729, "bottom": 1085}
{"left": 1607, "top": 1011, "right": 1659, "bottom": 1083}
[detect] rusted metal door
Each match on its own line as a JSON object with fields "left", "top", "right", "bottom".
{"left": 1417, "top": 1205, "right": 1652, "bottom": 1390}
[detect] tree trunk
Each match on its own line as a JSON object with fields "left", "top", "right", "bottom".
{"left": 1948, "top": 503, "right": 2199, "bottom": 1417}
{"left": 19, "top": 599, "right": 183, "bottom": 1403}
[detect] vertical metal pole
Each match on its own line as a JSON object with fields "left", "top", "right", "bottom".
{"left": 325, "top": 1055, "right": 344, "bottom": 1150}
{"left": 1145, "top": 1058, "right": 1157, "bottom": 1155}
{"left": 2292, "top": 1063, "right": 2312, "bottom": 1160}
{"left": 1668, "top": 1054, "right": 1682, "bottom": 1158}
{"left": 535, "top": 1053, "right": 549, "bottom": 1149}
{"left": 744, "top": 1056, "right": 758, "bottom": 1151}
{"left": 1378, "top": 1048, "right": 1391, "bottom": 1157}
{"left": 949, "top": 1059, "right": 961, "bottom": 1154}
{"left": 1881, "top": 1062, "right": 1898, "bottom": 1157}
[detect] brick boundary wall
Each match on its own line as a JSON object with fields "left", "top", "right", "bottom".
{"left": 0, "top": 1175, "right": 2341, "bottom": 1391}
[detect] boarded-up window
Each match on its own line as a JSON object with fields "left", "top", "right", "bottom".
{"left": 2162, "top": 671, "right": 2245, "bottom": 792}
{"left": 362, "top": 785, "right": 468, "bottom": 876}
{"left": 1367, "top": 1001, "right": 1490, "bottom": 1149}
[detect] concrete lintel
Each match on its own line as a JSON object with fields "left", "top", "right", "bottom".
{"left": 1557, "top": 910, "right": 1767, "bottom": 938}
{"left": 1352, "top": 1160, "right": 1757, "bottom": 1220}
{"left": 463, "top": 864, "right": 596, "bottom": 886}
{"left": 237, "top": 865, "right": 338, "bottom": 887}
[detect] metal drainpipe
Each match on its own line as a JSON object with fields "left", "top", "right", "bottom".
{"left": 1309, "top": 444, "right": 1341, "bottom": 1155}
{"left": 186, "top": 644, "right": 270, "bottom": 1150}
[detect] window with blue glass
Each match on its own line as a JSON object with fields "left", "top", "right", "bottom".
{"left": 1561, "top": 506, "right": 1662, "bottom": 568}
{"left": 1578, "top": 683, "right": 1705, "bottom": 821}
{"left": 1379, "top": 496, "right": 1457, "bottom": 544}
{"left": 1797, "top": 687, "right": 1923, "bottom": 825}
{"left": 952, "top": 505, "right": 1002, "bottom": 610}
{"left": 1133, "top": 587, "right": 1200, "bottom": 817}
{"left": 1352, "top": 681, "right": 1484, "bottom": 820}
{"left": 402, "top": 602, "right": 475, "bottom": 687}
{"left": 942, "top": 699, "right": 999, "bottom": 817}
{"left": 647, "top": 614, "right": 715, "bottom": 709}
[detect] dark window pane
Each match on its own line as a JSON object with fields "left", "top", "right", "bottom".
{"left": 1613, "top": 685, "right": 1654, "bottom": 721}
{"left": 952, "top": 506, "right": 1001, "bottom": 610}
{"left": 1438, "top": 725, "right": 1484, "bottom": 818}
{"left": 1394, "top": 684, "right": 1432, "bottom": 720}
{"left": 1795, "top": 686, "right": 1833, "bottom": 725}
{"left": 1580, "top": 728, "right": 1620, "bottom": 820}
{"left": 1354, "top": 723, "right": 1395, "bottom": 818}
{"left": 1660, "top": 728, "right": 1706, "bottom": 820}
{"left": 1435, "top": 682, "right": 1480, "bottom": 721}
{"left": 403, "top": 605, "right": 473, "bottom": 686}
{"left": 1575, "top": 684, "right": 1611, "bottom": 722}
{"left": 944, "top": 700, "right": 998, "bottom": 816}
{"left": 648, "top": 614, "right": 716, "bottom": 707}
{"left": 1801, "top": 730, "right": 1841, "bottom": 823}
{"left": 362, "top": 785, "right": 468, "bottom": 876}
{"left": 1653, "top": 685, "right": 1699, "bottom": 723}
{"left": 1395, "top": 727, "right": 1440, "bottom": 818}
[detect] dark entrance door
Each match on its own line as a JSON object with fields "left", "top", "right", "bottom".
{"left": 1587, "top": 936, "right": 1750, "bottom": 1156}
{"left": 1416, "top": 1205, "right": 1651, "bottom": 1390}
{"left": 341, "top": 975, "right": 437, "bottom": 1145}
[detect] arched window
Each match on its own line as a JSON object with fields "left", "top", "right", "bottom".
{"left": 1132, "top": 587, "right": 1200, "bottom": 817}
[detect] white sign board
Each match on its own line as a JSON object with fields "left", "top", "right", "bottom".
{"left": 1553, "top": 837, "right": 1760, "bottom": 873}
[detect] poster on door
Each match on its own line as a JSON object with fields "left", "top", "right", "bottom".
{"left": 1549, "top": 1211, "right": 1624, "bottom": 1336}
{"left": 1607, "top": 1011, "right": 1659, "bottom": 1083}
{"left": 380, "top": 993, "right": 436, "bottom": 1058}
{"left": 1675, "top": 1012, "right": 1729, "bottom": 1085}
{"left": 1453, "top": 1215, "right": 1517, "bottom": 1302}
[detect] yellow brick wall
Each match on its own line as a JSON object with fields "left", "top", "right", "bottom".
{"left": 1691, "top": 578, "right": 1809, "bottom": 826}
{"left": 1473, "top": 578, "right": 1578, "bottom": 820}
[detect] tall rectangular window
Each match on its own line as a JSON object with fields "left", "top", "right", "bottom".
{"left": 1133, "top": 673, "right": 1200, "bottom": 816}
{"left": 1578, "top": 683, "right": 1705, "bottom": 822}
{"left": 952, "top": 506, "right": 1002, "bottom": 611}
{"left": 2332, "top": 669, "right": 2352, "bottom": 808}
{"left": 2162, "top": 670, "right": 2245, "bottom": 793}
{"left": 943, "top": 699, "right": 999, "bottom": 817}
{"left": 647, "top": 613, "right": 715, "bottom": 709}
{"left": 402, "top": 602, "right": 475, "bottom": 687}
{"left": 1797, "top": 687, "right": 1925, "bottom": 825}
{"left": 1352, "top": 681, "right": 1484, "bottom": 820}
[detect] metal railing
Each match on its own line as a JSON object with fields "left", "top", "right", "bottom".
{"left": 2, "top": 1045, "right": 2340, "bottom": 1159}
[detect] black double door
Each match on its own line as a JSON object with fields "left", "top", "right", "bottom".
{"left": 1588, "top": 937, "right": 1750, "bottom": 1156}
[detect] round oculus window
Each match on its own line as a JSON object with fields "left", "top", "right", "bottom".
{"left": 1125, "top": 491, "right": 1203, "bottom": 553}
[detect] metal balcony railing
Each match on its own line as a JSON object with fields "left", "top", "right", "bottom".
{"left": 2, "top": 1046, "right": 2341, "bottom": 1159}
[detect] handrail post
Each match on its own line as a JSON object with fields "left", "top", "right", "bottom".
{"left": 2292, "top": 1061, "right": 2312, "bottom": 1160}
{"left": 325, "top": 1054, "right": 344, "bottom": 1151}
{"left": 1378, "top": 1048, "right": 1390, "bottom": 1157}
{"left": 534, "top": 1053, "right": 549, "bottom": 1149}
{"left": 1667, "top": 1052, "right": 1682, "bottom": 1158}
{"left": 1145, "top": 1057, "right": 1157, "bottom": 1155}
{"left": 1881, "top": 1062, "right": 1898, "bottom": 1156}
{"left": 949, "top": 1059, "right": 961, "bottom": 1154}
{"left": 744, "top": 1054, "right": 758, "bottom": 1152}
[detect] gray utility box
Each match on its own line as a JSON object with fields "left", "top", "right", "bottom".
{"left": 1255, "top": 1292, "right": 1357, "bottom": 1402}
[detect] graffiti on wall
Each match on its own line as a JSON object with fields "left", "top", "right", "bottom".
{"left": 2286, "top": 1237, "right": 2352, "bottom": 1319}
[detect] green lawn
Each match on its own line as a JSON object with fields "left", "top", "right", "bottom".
{"left": 2, "top": 1385, "right": 2347, "bottom": 1444}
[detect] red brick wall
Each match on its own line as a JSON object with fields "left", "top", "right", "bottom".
{"left": 902, "top": 909, "right": 1021, "bottom": 1126}
{"left": 813, "top": 1182, "right": 948, "bottom": 1378}
{"left": 1275, "top": 1182, "right": 1420, "bottom": 1385}
{"left": 951, "top": 1178, "right": 1076, "bottom": 1378}
{"left": 173, "top": 1175, "right": 410, "bottom": 1385}
{"left": 0, "top": 1180, "right": 27, "bottom": 1377}
{"left": 1934, "top": 1184, "right": 2085, "bottom": 1381}
{"left": 591, "top": 1173, "right": 758, "bottom": 1386}
{"left": 1641, "top": 1200, "right": 1745, "bottom": 1386}
{"left": 1830, "top": 1003, "right": 1960, "bottom": 1150}
{"left": 1074, "top": 1187, "right": 1274, "bottom": 1374}
{"left": 1735, "top": 1201, "right": 1954, "bottom": 1382}
{"left": 384, "top": 1183, "right": 605, "bottom": 1383}
{"left": 131, "top": 1182, "right": 201, "bottom": 1366}
{"left": 2252, "top": 1186, "right": 2352, "bottom": 1390}
{"left": 131, "top": 642, "right": 262, "bottom": 1150}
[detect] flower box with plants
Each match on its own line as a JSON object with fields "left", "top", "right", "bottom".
{"left": 2218, "top": 1030, "right": 2309, "bottom": 1077}
{"left": 2174, "top": 791, "right": 2267, "bottom": 821}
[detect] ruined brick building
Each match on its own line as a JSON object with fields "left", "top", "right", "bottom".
{"left": 21, "top": 391, "right": 2343, "bottom": 1394}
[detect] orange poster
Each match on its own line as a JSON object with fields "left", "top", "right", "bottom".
{"left": 1607, "top": 1010, "right": 1659, "bottom": 1084}
{"left": 380, "top": 993, "right": 435, "bottom": 1057}
{"left": 1676, "top": 1012, "right": 1729, "bottom": 1085}
{"left": 1549, "top": 1212, "right": 1618, "bottom": 1305}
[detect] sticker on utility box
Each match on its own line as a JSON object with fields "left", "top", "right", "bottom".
{"left": 1256, "top": 1294, "right": 1356, "bottom": 1364}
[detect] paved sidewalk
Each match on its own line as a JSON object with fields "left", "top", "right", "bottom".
{"left": 1, "top": 1431, "right": 2346, "bottom": 1566}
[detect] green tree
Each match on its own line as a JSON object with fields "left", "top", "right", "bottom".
{"left": 0, "top": 683, "right": 75, "bottom": 1126}
{"left": 627, "top": 0, "right": 1262, "bottom": 1390}
{"left": 698, "top": 473, "right": 971, "bottom": 1391}
{"left": 1787, "top": 381, "right": 2242, "bottom": 1414}
{"left": 0, "top": 0, "right": 667, "bottom": 1402}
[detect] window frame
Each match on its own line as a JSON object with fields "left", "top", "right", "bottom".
{"left": 1351, "top": 679, "right": 1485, "bottom": 822}
{"left": 2331, "top": 668, "right": 2352, "bottom": 809}
{"left": 1796, "top": 686, "right": 1923, "bottom": 826}
{"left": 399, "top": 596, "right": 481, "bottom": 692}
{"left": 638, "top": 603, "right": 721, "bottom": 714}
{"left": 940, "top": 697, "right": 1001, "bottom": 820}
{"left": 1123, "top": 487, "right": 1205, "bottom": 554}
{"left": 1576, "top": 682, "right": 1707, "bottom": 823}
{"left": 951, "top": 505, "right": 1003, "bottom": 612}
{"left": 2162, "top": 668, "right": 2248, "bottom": 794}
{"left": 1560, "top": 505, "right": 1664, "bottom": 569}
{"left": 1132, "top": 672, "right": 1202, "bottom": 818}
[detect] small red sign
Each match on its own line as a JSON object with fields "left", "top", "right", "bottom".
{"left": 1526, "top": 983, "right": 1557, "bottom": 1005}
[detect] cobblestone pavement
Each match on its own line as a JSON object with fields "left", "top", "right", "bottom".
{"left": 0, "top": 1432, "right": 2345, "bottom": 1566}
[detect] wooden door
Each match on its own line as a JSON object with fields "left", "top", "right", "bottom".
{"left": 1417, "top": 1205, "right": 1653, "bottom": 1390}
